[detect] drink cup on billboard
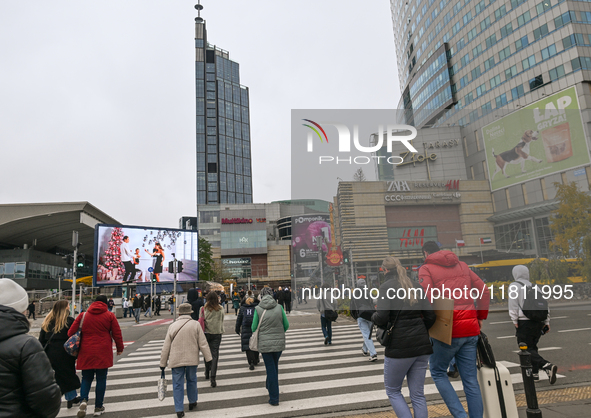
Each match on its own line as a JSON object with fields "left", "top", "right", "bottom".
{"left": 542, "top": 122, "right": 573, "bottom": 162}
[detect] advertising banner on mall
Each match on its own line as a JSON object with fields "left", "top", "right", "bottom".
{"left": 482, "top": 87, "right": 590, "bottom": 191}
{"left": 93, "top": 224, "right": 198, "bottom": 286}
{"left": 291, "top": 214, "right": 332, "bottom": 263}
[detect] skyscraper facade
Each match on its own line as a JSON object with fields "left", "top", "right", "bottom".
{"left": 391, "top": 0, "right": 591, "bottom": 257}
{"left": 195, "top": 14, "right": 253, "bottom": 205}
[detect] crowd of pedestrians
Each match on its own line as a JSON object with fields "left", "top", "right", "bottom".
{"left": 0, "top": 241, "right": 560, "bottom": 418}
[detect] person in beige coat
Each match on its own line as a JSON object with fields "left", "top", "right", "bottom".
{"left": 160, "top": 303, "right": 212, "bottom": 418}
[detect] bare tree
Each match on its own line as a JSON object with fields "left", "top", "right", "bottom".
{"left": 353, "top": 168, "right": 367, "bottom": 181}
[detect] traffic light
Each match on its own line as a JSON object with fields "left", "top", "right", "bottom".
{"left": 76, "top": 255, "right": 85, "bottom": 268}
{"left": 168, "top": 261, "right": 184, "bottom": 273}
{"left": 177, "top": 261, "right": 183, "bottom": 273}
{"left": 151, "top": 273, "right": 157, "bottom": 283}
{"left": 343, "top": 255, "right": 349, "bottom": 264}
{"left": 62, "top": 255, "right": 73, "bottom": 265}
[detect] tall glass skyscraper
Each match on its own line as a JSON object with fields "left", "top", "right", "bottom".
{"left": 195, "top": 12, "right": 253, "bottom": 205}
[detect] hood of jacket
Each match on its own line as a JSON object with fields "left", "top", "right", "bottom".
{"left": 259, "top": 294, "right": 278, "bottom": 310}
{"left": 87, "top": 301, "right": 109, "bottom": 315}
{"left": 356, "top": 278, "right": 367, "bottom": 288}
{"left": 0, "top": 305, "right": 29, "bottom": 343}
{"left": 425, "top": 250, "right": 459, "bottom": 268}
{"left": 187, "top": 288, "right": 198, "bottom": 303}
{"left": 512, "top": 265, "right": 530, "bottom": 282}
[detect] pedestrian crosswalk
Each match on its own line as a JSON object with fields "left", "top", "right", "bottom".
{"left": 57, "top": 323, "right": 565, "bottom": 418}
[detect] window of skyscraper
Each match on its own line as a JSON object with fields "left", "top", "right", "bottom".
{"left": 522, "top": 54, "right": 536, "bottom": 70}
{"left": 535, "top": 0, "right": 551, "bottom": 14}
{"left": 517, "top": 11, "right": 531, "bottom": 27}
{"left": 529, "top": 75, "right": 544, "bottom": 90}
{"left": 515, "top": 36, "right": 529, "bottom": 51}
{"left": 505, "top": 65, "right": 517, "bottom": 79}
{"left": 486, "top": 34, "right": 497, "bottom": 48}
{"left": 554, "top": 12, "right": 572, "bottom": 29}
{"left": 499, "top": 46, "right": 511, "bottom": 61}
{"left": 471, "top": 65, "right": 482, "bottom": 80}
{"left": 549, "top": 65, "right": 565, "bottom": 81}
{"left": 494, "top": 5, "right": 507, "bottom": 21}
{"left": 500, "top": 22, "right": 513, "bottom": 38}
{"left": 533, "top": 24, "right": 548, "bottom": 40}
{"left": 484, "top": 57, "right": 495, "bottom": 70}
{"left": 495, "top": 93, "right": 508, "bottom": 108}
{"left": 541, "top": 44, "right": 556, "bottom": 60}
{"left": 480, "top": 16, "right": 491, "bottom": 31}
{"left": 490, "top": 74, "right": 501, "bottom": 88}
{"left": 476, "top": 83, "right": 486, "bottom": 96}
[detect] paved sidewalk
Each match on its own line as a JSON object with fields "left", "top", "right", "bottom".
{"left": 331, "top": 384, "right": 591, "bottom": 418}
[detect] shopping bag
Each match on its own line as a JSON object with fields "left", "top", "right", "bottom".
{"left": 157, "top": 370, "right": 167, "bottom": 401}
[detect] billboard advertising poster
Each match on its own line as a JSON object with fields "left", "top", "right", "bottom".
{"left": 292, "top": 214, "right": 332, "bottom": 263}
{"left": 482, "top": 87, "right": 590, "bottom": 191}
{"left": 93, "top": 224, "right": 199, "bottom": 286}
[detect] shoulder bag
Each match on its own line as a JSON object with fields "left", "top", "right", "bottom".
{"left": 198, "top": 306, "right": 205, "bottom": 331}
{"left": 64, "top": 313, "right": 85, "bottom": 357}
{"left": 375, "top": 309, "right": 401, "bottom": 347}
{"left": 249, "top": 308, "right": 267, "bottom": 351}
{"left": 477, "top": 331, "right": 496, "bottom": 368}
{"left": 323, "top": 299, "right": 339, "bottom": 322}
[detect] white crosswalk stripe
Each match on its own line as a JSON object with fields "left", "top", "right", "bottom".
{"left": 57, "top": 324, "right": 564, "bottom": 418}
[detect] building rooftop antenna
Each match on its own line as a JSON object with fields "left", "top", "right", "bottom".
{"left": 195, "top": 1, "right": 204, "bottom": 23}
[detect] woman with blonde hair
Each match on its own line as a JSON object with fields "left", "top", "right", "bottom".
{"left": 371, "top": 256, "right": 436, "bottom": 418}
{"left": 39, "top": 300, "right": 81, "bottom": 409}
{"left": 200, "top": 291, "right": 224, "bottom": 387}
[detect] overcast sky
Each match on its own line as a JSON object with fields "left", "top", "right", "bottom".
{"left": 0, "top": 1, "right": 400, "bottom": 228}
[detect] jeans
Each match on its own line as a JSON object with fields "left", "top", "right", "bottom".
{"left": 133, "top": 308, "right": 140, "bottom": 322}
{"left": 384, "top": 355, "right": 430, "bottom": 418}
{"left": 172, "top": 366, "right": 197, "bottom": 412}
{"left": 516, "top": 320, "right": 547, "bottom": 373}
{"left": 123, "top": 308, "right": 128, "bottom": 318}
{"left": 80, "top": 368, "right": 108, "bottom": 408}
{"left": 144, "top": 307, "right": 152, "bottom": 317}
{"left": 320, "top": 315, "right": 332, "bottom": 343}
{"left": 430, "top": 336, "right": 483, "bottom": 418}
{"left": 205, "top": 334, "right": 222, "bottom": 379}
{"left": 262, "top": 351, "right": 282, "bottom": 404}
{"left": 357, "top": 317, "right": 377, "bottom": 356}
{"left": 64, "top": 389, "right": 78, "bottom": 401}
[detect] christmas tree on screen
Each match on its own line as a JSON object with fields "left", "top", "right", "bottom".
{"left": 104, "top": 227, "right": 124, "bottom": 278}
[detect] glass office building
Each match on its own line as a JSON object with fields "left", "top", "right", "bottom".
{"left": 390, "top": 0, "right": 591, "bottom": 257}
{"left": 195, "top": 18, "right": 253, "bottom": 205}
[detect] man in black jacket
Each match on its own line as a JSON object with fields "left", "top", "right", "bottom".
{"left": 154, "top": 295, "right": 162, "bottom": 316}
{"left": 0, "top": 279, "right": 61, "bottom": 418}
{"left": 132, "top": 294, "right": 142, "bottom": 323}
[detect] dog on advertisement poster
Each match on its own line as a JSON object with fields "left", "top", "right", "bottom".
{"left": 491, "top": 130, "right": 542, "bottom": 179}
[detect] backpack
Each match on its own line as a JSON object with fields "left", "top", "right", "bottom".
{"left": 515, "top": 282, "right": 549, "bottom": 322}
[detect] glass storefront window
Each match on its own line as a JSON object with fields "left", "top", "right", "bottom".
{"left": 494, "top": 220, "right": 534, "bottom": 251}
{"left": 535, "top": 217, "right": 555, "bottom": 257}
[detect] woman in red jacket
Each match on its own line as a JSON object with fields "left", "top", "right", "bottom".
{"left": 68, "top": 295, "right": 124, "bottom": 417}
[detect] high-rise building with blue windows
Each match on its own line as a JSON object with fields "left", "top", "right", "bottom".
{"left": 195, "top": 7, "right": 253, "bottom": 205}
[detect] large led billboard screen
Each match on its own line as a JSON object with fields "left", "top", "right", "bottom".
{"left": 93, "top": 224, "right": 198, "bottom": 286}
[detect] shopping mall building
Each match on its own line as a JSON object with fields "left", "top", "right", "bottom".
{"left": 183, "top": 199, "right": 331, "bottom": 287}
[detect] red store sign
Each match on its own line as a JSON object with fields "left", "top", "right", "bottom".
{"left": 222, "top": 218, "right": 253, "bottom": 224}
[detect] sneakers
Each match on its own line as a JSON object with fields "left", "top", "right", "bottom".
{"left": 189, "top": 402, "right": 197, "bottom": 411}
{"left": 93, "top": 406, "right": 105, "bottom": 416}
{"left": 361, "top": 349, "right": 369, "bottom": 356}
{"left": 532, "top": 373, "right": 540, "bottom": 382}
{"left": 67, "top": 396, "right": 81, "bottom": 409}
{"left": 324, "top": 337, "right": 329, "bottom": 345}
{"left": 447, "top": 364, "right": 460, "bottom": 379}
{"left": 77, "top": 400, "right": 87, "bottom": 418}
{"left": 369, "top": 355, "right": 378, "bottom": 362}
{"left": 543, "top": 363, "right": 558, "bottom": 385}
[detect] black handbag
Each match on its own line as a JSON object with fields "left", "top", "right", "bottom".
{"left": 324, "top": 309, "right": 338, "bottom": 322}
{"left": 477, "top": 331, "right": 496, "bottom": 368}
{"left": 375, "top": 310, "right": 401, "bottom": 347}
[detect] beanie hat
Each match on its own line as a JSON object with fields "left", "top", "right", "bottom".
{"left": 178, "top": 303, "right": 192, "bottom": 315}
{"left": 512, "top": 265, "right": 529, "bottom": 281}
{"left": 356, "top": 278, "right": 367, "bottom": 288}
{"left": 0, "top": 278, "right": 29, "bottom": 313}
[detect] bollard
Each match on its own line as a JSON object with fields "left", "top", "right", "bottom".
{"left": 518, "top": 342, "right": 542, "bottom": 418}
